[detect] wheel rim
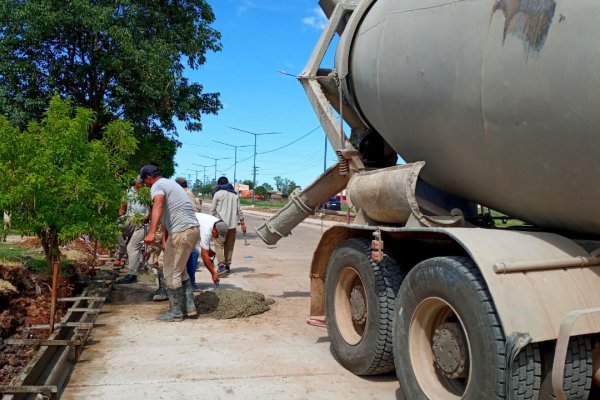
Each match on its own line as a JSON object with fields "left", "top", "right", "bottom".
{"left": 408, "top": 297, "right": 471, "bottom": 399}
{"left": 334, "top": 266, "right": 367, "bottom": 345}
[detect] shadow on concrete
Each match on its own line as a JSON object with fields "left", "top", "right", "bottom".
{"left": 274, "top": 291, "right": 310, "bottom": 298}
{"left": 316, "top": 336, "right": 330, "bottom": 344}
{"left": 227, "top": 266, "right": 255, "bottom": 274}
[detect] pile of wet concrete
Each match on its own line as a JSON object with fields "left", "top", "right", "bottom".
{"left": 194, "top": 289, "right": 275, "bottom": 319}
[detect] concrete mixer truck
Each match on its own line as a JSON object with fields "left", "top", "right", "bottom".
{"left": 256, "top": 0, "right": 600, "bottom": 398}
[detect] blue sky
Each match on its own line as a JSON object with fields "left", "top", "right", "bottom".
{"left": 173, "top": 0, "right": 339, "bottom": 189}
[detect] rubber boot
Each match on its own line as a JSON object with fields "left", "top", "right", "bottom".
{"left": 156, "top": 287, "right": 184, "bottom": 322}
{"left": 152, "top": 270, "right": 168, "bottom": 301}
{"left": 182, "top": 279, "right": 198, "bottom": 319}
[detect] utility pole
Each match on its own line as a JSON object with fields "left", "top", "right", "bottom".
{"left": 196, "top": 155, "right": 231, "bottom": 184}
{"left": 192, "top": 164, "right": 210, "bottom": 184}
{"left": 324, "top": 134, "right": 328, "bottom": 172}
{"left": 228, "top": 126, "right": 282, "bottom": 206}
{"left": 187, "top": 168, "right": 203, "bottom": 183}
{"left": 212, "top": 140, "right": 253, "bottom": 188}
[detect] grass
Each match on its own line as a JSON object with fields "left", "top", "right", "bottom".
{"left": 0, "top": 242, "right": 73, "bottom": 275}
{"left": 0, "top": 242, "right": 43, "bottom": 263}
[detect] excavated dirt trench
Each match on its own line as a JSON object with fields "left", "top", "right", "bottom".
{"left": 0, "top": 263, "right": 75, "bottom": 386}
{"left": 0, "top": 236, "right": 110, "bottom": 390}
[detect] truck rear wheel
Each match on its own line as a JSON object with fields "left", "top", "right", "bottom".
{"left": 394, "top": 256, "right": 541, "bottom": 399}
{"left": 538, "top": 336, "right": 593, "bottom": 400}
{"left": 325, "top": 238, "right": 405, "bottom": 375}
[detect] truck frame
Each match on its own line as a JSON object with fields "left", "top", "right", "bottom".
{"left": 257, "top": 1, "right": 600, "bottom": 399}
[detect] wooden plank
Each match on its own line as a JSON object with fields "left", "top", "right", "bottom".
{"left": 0, "top": 385, "right": 58, "bottom": 394}
{"left": 69, "top": 308, "right": 100, "bottom": 313}
{"left": 29, "top": 322, "right": 94, "bottom": 330}
{"left": 5, "top": 339, "right": 82, "bottom": 346}
{"left": 58, "top": 296, "right": 104, "bottom": 302}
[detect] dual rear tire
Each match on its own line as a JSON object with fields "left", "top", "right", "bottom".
{"left": 325, "top": 245, "right": 594, "bottom": 399}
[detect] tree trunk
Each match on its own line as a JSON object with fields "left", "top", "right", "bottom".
{"left": 38, "top": 228, "right": 61, "bottom": 273}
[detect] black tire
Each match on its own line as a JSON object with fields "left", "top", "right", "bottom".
{"left": 325, "top": 238, "right": 405, "bottom": 375}
{"left": 539, "top": 336, "right": 593, "bottom": 400}
{"left": 394, "top": 256, "right": 541, "bottom": 399}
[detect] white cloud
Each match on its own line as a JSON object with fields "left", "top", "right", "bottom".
{"left": 237, "top": 0, "right": 252, "bottom": 15}
{"left": 302, "top": 7, "right": 327, "bottom": 30}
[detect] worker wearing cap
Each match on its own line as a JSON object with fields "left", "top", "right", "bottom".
{"left": 194, "top": 212, "right": 227, "bottom": 288}
{"left": 211, "top": 176, "right": 246, "bottom": 275}
{"left": 140, "top": 165, "right": 199, "bottom": 322}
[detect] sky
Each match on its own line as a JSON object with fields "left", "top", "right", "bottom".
{"left": 173, "top": 0, "right": 339, "bottom": 189}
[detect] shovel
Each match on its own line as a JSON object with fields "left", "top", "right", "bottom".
{"left": 243, "top": 230, "right": 249, "bottom": 246}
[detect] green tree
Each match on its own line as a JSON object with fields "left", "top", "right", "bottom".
{"left": 255, "top": 186, "right": 267, "bottom": 197}
{"left": 0, "top": 96, "right": 136, "bottom": 267}
{"left": 191, "top": 179, "right": 203, "bottom": 196}
{"left": 241, "top": 180, "right": 255, "bottom": 190}
{"left": 0, "top": 0, "right": 222, "bottom": 175}
{"left": 261, "top": 182, "right": 274, "bottom": 191}
{"left": 288, "top": 181, "right": 299, "bottom": 194}
{"left": 273, "top": 177, "right": 299, "bottom": 197}
{"left": 200, "top": 182, "right": 214, "bottom": 196}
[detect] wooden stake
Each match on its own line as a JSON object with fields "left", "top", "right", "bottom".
{"left": 48, "top": 255, "right": 60, "bottom": 336}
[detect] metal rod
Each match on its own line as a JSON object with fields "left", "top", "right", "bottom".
{"left": 493, "top": 256, "right": 600, "bottom": 274}
{"left": 49, "top": 256, "right": 60, "bottom": 335}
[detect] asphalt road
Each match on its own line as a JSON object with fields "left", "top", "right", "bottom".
{"left": 61, "top": 207, "right": 401, "bottom": 399}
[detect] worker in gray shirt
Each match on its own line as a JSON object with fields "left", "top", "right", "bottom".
{"left": 141, "top": 165, "right": 199, "bottom": 322}
{"left": 211, "top": 176, "right": 246, "bottom": 275}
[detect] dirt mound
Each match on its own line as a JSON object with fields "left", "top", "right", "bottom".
{"left": 16, "top": 237, "right": 41, "bottom": 247}
{"left": 194, "top": 289, "right": 275, "bottom": 319}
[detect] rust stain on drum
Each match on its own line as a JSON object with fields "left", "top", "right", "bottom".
{"left": 493, "top": 0, "right": 556, "bottom": 53}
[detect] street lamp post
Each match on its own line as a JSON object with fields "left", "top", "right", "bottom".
{"left": 187, "top": 168, "right": 202, "bottom": 183}
{"left": 212, "top": 141, "right": 253, "bottom": 188}
{"left": 192, "top": 164, "right": 210, "bottom": 184}
{"left": 228, "top": 126, "right": 282, "bottom": 206}
{"left": 196, "top": 155, "right": 231, "bottom": 184}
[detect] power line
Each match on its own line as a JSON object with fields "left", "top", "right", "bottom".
{"left": 218, "top": 126, "right": 322, "bottom": 172}
{"left": 212, "top": 141, "right": 253, "bottom": 185}
{"left": 195, "top": 155, "right": 231, "bottom": 183}
{"left": 228, "top": 126, "right": 283, "bottom": 206}
{"left": 258, "top": 126, "right": 321, "bottom": 155}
